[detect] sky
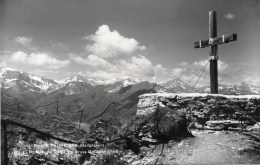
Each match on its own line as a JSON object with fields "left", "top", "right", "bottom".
{"left": 0, "top": 0, "right": 260, "bottom": 86}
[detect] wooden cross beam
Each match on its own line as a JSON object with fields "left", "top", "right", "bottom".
{"left": 194, "top": 34, "right": 237, "bottom": 48}
{"left": 194, "top": 11, "right": 237, "bottom": 94}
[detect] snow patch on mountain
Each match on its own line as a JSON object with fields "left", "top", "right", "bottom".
{"left": 105, "top": 78, "right": 140, "bottom": 93}
{"left": 1, "top": 67, "right": 58, "bottom": 92}
{"left": 56, "top": 75, "right": 84, "bottom": 84}
{"left": 121, "top": 78, "right": 140, "bottom": 87}
{"left": 56, "top": 76, "right": 118, "bottom": 86}
{"left": 161, "top": 78, "right": 191, "bottom": 93}
{"left": 2, "top": 68, "right": 259, "bottom": 95}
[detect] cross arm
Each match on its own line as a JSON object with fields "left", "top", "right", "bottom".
{"left": 194, "top": 33, "right": 237, "bottom": 48}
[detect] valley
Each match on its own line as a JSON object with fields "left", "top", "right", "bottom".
{"left": 1, "top": 67, "right": 260, "bottom": 123}
{"left": 1, "top": 68, "right": 260, "bottom": 164}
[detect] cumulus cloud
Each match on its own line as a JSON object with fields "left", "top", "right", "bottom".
{"left": 119, "top": 55, "right": 154, "bottom": 78}
{"left": 71, "top": 56, "right": 235, "bottom": 86}
{"left": 171, "top": 67, "right": 187, "bottom": 77}
{"left": 72, "top": 55, "right": 259, "bottom": 87}
{"left": 153, "top": 60, "right": 211, "bottom": 86}
{"left": 193, "top": 59, "right": 211, "bottom": 73}
{"left": 8, "top": 51, "right": 70, "bottom": 69}
{"left": 194, "top": 59, "right": 209, "bottom": 67}
{"left": 153, "top": 64, "right": 171, "bottom": 83}
{"left": 70, "top": 54, "right": 115, "bottom": 70}
{"left": 15, "top": 36, "right": 32, "bottom": 47}
{"left": 218, "top": 60, "right": 228, "bottom": 71}
{"left": 72, "top": 25, "right": 152, "bottom": 81}
{"left": 74, "top": 55, "right": 155, "bottom": 82}
{"left": 83, "top": 25, "right": 146, "bottom": 58}
{"left": 224, "top": 12, "right": 235, "bottom": 20}
{"left": 194, "top": 59, "right": 228, "bottom": 72}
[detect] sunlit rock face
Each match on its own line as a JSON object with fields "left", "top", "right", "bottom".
{"left": 138, "top": 93, "right": 260, "bottom": 115}
{"left": 137, "top": 93, "right": 260, "bottom": 129}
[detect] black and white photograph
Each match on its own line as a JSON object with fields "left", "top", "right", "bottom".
{"left": 1, "top": 0, "right": 260, "bottom": 164}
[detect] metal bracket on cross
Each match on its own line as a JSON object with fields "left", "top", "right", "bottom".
{"left": 209, "top": 56, "right": 218, "bottom": 60}
{"left": 208, "top": 38, "right": 215, "bottom": 45}
{"left": 222, "top": 35, "right": 225, "bottom": 43}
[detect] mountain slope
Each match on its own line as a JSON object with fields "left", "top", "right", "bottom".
{"left": 1, "top": 68, "right": 57, "bottom": 104}
{"left": 1, "top": 68, "right": 58, "bottom": 92}
{"left": 161, "top": 78, "right": 191, "bottom": 93}
{"left": 1, "top": 68, "right": 260, "bottom": 124}
{"left": 34, "top": 81, "right": 163, "bottom": 123}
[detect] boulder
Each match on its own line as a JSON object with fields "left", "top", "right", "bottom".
{"left": 135, "top": 106, "right": 193, "bottom": 141}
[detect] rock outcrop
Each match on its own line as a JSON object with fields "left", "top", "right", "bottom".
{"left": 137, "top": 93, "right": 260, "bottom": 130}
{"left": 134, "top": 106, "right": 193, "bottom": 142}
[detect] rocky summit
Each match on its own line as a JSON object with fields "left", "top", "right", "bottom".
{"left": 2, "top": 92, "right": 260, "bottom": 164}
{"left": 138, "top": 93, "right": 260, "bottom": 130}
{"left": 138, "top": 93, "right": 260, "bottom": 116}
{"left": 83, "top": 93, "right": 260, "bottom": 164}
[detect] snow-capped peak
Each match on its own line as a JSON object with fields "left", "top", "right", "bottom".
{"left": 56, "top": 76, "right": 141, "bottom": 87}
{"left": 1, "top": 67, "right": 18, "bottom": 72}
{"left": 1, "top": 67, "right": 58, "bottom": 92}
{"left": 56, "top": 75, "right": 85, "bottom": 84}
{"left": 1, "top": 68, "right": 18, "bottom": 78}
{"left": 120, "top": 78, "right": 140, "bottom": 87}
{"left": 56, "top": 75, "right": 108, "bottom": 86}
{"left": 162, "top": 78, "right": 189, "bottom": 88}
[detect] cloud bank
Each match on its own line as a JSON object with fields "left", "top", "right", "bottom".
{"left": 8, "top": 51, "right": 70, "bottom": 69}
{"left": 2, "top": 25, "right": 259, "bottom": 86}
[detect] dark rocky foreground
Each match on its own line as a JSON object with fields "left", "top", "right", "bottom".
{"left": 1, "top": 93, "right": 260, "bottom": 164}
{"left": 1, "top": 107, "right": 191, "bottom": 164}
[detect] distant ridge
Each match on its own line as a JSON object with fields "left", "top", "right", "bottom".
{"left": 1, "top": 68, "right": 260, "bottom": 122}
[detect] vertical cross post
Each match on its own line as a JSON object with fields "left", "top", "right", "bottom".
{"left": 209, "top": 11, "right": 218, "bottom": 94}
{"left": 1, "top": 120, "right": 9, "bottom": 165}
{"left": 194, "top": 11, "right": 237, "bottom": 94}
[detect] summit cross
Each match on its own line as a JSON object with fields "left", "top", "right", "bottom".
{"left": 194, "top": 11, "right": 237, "bottom": 94}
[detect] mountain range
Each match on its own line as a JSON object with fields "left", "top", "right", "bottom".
{"left": 1, "top": 68, "right": 260, "bottom": 123}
